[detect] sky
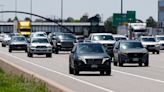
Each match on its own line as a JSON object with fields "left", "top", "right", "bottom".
{"left": 0, "top": 0, "right": 159, "bottom": 22}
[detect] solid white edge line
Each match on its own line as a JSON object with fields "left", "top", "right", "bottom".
{"left": 112, "top": 70, "right": 164, "bottom": 84}
{"left": 0, "top": 51, "right": 114, "bottom": 92}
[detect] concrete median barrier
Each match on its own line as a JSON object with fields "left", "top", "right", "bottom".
{"left": 0, "top": 57, "right": 74, "bottom": 92}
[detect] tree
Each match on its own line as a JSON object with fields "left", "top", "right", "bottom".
{"left": 146, "top": 16, "right": 157, "bottom": 27}
{"left": 80, "top": 13, "right": 89, "bottom": 22}
{"left": 65, "top": 17, "right": 74, "bottom": 22}
{"left": 24, "top": 17, "right": 31, "bottom": 21}
{"left": 7, "top": 18, "right": 13, "bottom": 22}
{"left": 104, "top": 16, "right": 116, "bottom": 34}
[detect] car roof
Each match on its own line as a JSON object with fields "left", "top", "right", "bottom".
{"left": 119, "top": 40, "right": 141, "bottom": 43}
{"left": 78, "top": 42, "right": 102, "bottom": 45}
{"left": 140, "top": 36, "right": 154, "bottom": 38}
{"left": 155, "top": 35, "right": 164, "bottom": 37}
{"left": 90, "top": 33, "right": 113, "bottom": 35}
{"left": 12, "top": 36, "right": 25, "bottom": 38}
{"left": 113, "top": 34, "right": 127, "bottom": 37}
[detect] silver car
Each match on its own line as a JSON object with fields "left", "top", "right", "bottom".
{"left": 113, "top": 40, "right": 149, "bottom": 67}
{"left": 27, "top": 37, "right": 52, "bottom": 57}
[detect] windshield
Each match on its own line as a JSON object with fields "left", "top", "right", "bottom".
{"left": 115, "top": 37, "right": 127, "bottom": 41}
{"left": 32, "top": 38, "right": 49, "bottom": 43}
{"left": 35, "top": 34, "right": 46, "bottom": 37}
{"left": 120, "top": 42, "right": 143, "bottom": 50}
{"left": 142, "top": 38, "right": 156, "bottom": 42}
{"left": 157, "top": 37, "right": 164, "bottom": 41}
{"left": 78, "top": 44, "right": 105, "bottom": 53}
{"left": 92, "top": 35, "right": 114, "bottom": 41}
{"left": 12, "top": 37, "right": 26, "bottom": 42}
{"left": 58, "top": 34, "right": 76, "bottom": 40}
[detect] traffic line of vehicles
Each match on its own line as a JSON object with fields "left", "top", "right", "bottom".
{"left": 1, "top": 32, "right": 164, "bottom": 76}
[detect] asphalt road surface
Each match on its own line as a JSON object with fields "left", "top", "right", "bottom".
{"left": 0, "top": 46, "right": 164, "bottom": 92}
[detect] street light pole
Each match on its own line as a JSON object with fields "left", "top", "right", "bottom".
{"left": 121, "top": 0, "right": 123, "bottom": 25}
{"left": 30, "top": 0, "right": 32, "bottom": 21}
{"left": 0, "top": 5, "right": 4, "bottom": 21}
{"left": 15, "top": 0, "right": 17, "bottom": 17}
{"left": 61, "top": 0, "right": 63, "bottom": 32}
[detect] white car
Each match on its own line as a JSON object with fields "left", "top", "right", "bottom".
{"left": 139, "top": 36, "right": 160, "bottom": 54}
{"left": 155, "top": 35, "right": 164, "bottom": 50}
{"left": 27, "top": 37, "right": 52, "bottom": 57}
{"left": 113, "top": 34, "right": 128, "bottom": 41}
{"left": 85, "top": 33, "right": 116, "bottom": 57}
{"left": 29, "top": 32, "right": 47, "bottom": 38}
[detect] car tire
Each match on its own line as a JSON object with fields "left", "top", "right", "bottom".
{"left": 73, "top": 68, "right": 79, "bottom": 75}
{"left": 25, "top": 49, "right": 27, "bottom": 53}
{"left": 100, "top": 71, "right": 104, "bottom": 75}
{"left": 144, "top": 61, "right": 149, "bottom": 66}
{"left": 69, "top": 66, "right": 74, "bottom": 74}
{"left": 152, "top": 52, "right": 155, "bottom": 54}
{"left": 9, "top": 49, "right": 12, "bottom": 53}
{"left": 106, "top": 70, "right": 111, "bottom": 75}
{"left": 46, "top": 53, "right": 52, "bottom": 58}
{"left": 2, "top": 44, "right": 5, "bottom": 47}
{"left": 118, "top": 57, "right": 123, "bottom": 67}
{"left": 54, "top": 48, "right": 59, "bottom": 54}
{"left": 157, "top": 51, "right": 160, "bottom": 54}
{"left": 139, "top": 62, "right": 142, "bottom": 66}
{"left": 28, "top": 52, "right": 33, "bottom": 57}
{"left": 113, "top": 58, "right": 118, "bottom": 66}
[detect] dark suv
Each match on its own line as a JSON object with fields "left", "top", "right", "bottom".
{"left": 52, "top": 33, "right": 76, "bottom": 54}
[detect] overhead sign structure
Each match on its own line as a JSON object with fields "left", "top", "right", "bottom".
{"left": 112, "top": 11, "right": 136, "bottom": 27}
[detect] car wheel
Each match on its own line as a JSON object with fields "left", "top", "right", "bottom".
{"left": 25, "top": 49, "right": 27, "bottom": 53}
{"left": 46, "top": 53, "right": 52, "bottom": 58}
{"left": 144, "top": 61, "right": 149, "bottom": 67}
{"left": 2, "top": 44, "right": 5, "bottom": 47}
{"left": 28, "top": 52, "right": 33, "bottom": 57}
{"left": 139, "top": 62, "right": 142, "bottom": 66}
{"left": 54, "top": 48, "right": 59, "bottom": 54}
{"left": 113, "top": 58, "right": 118, "bottom": 66}
{"left": 157, "top": 51, "right": 160, "bottom": 54}
{"left": 152, "top": 52, "right": 155, "bottom": 54}
{"left": 9, "top": 49, "right": 12, "bottom": 53}
{"left": 106, "top": 70, "right": 111, "bottom": 75}
{"left": 69, "top": 66, "right": 74, "bottom": 74}
{"left": 118, "top": 57, "right": 123, "bottom": 67}
{"left": 73, "top": 68, "right": 79, "bottom": 75}
{"left": 100, "top": 71, "right": 104, "bottom": 75}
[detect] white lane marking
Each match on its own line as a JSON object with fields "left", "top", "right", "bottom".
{"left": 0, "top": 51, "right": 114, "bottom": 92}
{"left": 112, "top": 70, "right": 164, "bottom": 84}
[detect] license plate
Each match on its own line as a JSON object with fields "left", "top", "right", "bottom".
{"left": 133, "top": 58, "right": 139, "bottom": 61}
{"left": 91, "top": 65, "right": 98, "bottom": 68}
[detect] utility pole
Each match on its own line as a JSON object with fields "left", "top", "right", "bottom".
{"left": 61, "top": 0, "right": 63, "bottom": 32}
{"left": 30, "top": 0, "right": 32, "bottom": 21}
{"left": 121, "top": 0, "right": 123, "bottom": 25}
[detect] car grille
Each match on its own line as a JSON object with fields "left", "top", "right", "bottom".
{"left": 103, "top": 44, "right": 114, "bottom": 49}
{"left": 127, "top": 53, "right": 145, "bottom": 58}
{"left": 147, "top": 45, "right": 155, "bottom": 48}
{"left": 61, "top": 42, "right": 74, "bottom": 47}
{"left": 36, "top": 46, "right": 47, "bottom": 48}
{"left": 86, "top": 59, "right": 102, "bottom": 65}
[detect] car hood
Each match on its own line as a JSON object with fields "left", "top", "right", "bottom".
{"left": 92, "top": 40, "right": 116, "bottom": 44}
{"left": 77, "top": 53, "right": 110, "bottom": 59}
{"left": 121, "top": 48, "right": 148, "bottom": 53}
{"left": 141, "top": 42, "right": 158, "bottom": 45}
{"left": 11, "top": 41, "right": 27, "bottom": 45}
{"left": 30, "top": 43, "right": 51, "bottom": 47}
{"left": 158, "top": 41, "right": 164, "bottom": 44}
{"left": 60, "top": 39, "right": 76, "bottom": 42}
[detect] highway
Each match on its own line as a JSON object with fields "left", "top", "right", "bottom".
{"left": 0, "top": 46, "right": 164, "bottom": 92}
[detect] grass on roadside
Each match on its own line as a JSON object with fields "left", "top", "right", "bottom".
{"left": 0, "top": 68, "right": 48, "bottom": 92}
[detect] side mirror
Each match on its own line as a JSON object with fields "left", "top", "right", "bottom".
{"left": 84, "top": 38, "right": 91, "bottom": 42}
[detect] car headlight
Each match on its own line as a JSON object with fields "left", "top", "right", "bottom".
{"left": 156, "top": 44, "right": 160, "bottom": 47}
{"left": 30, "top": 46, "right": 36, "bottom": 48}
{"left": 47, "top": 46, "right": 52, "bottom": 48}
{"left": 77, "top": 57, "right": 86, "bottom": 64}
{"left": 102, "top": 58, "right": 110, "bottom": 64}
{"left": 121, "top": 52, "right": 128, "bottom": 56}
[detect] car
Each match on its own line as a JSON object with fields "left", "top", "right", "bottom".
{"left": 0, "top": 33, "right": 6, "bottom": 42}
{"left": 75, "top": 35, "right": 85, "bottom": 43}
{"left": 85, "top": 33, "right": 116, "bottom": 57}
{"left": 52, "top": 33, "right": 76, "bottom": 54}
{"left": 139, "top": 36, "right": 160, "bottom": 54}
{"left": 27, "top": 37, "right": 52, "bottom": 57}
{"left": 1, "top": 34, "right": 11, "bottom": 47}
{"left": 155, "top": 35, "right": 164, "bottom": 50}
{"left": 48, "top": 31, "right": 62, "bottom": 42}
{"left": 113, "top": 40, "right": 149, "bottom": 67}
{"left": 69, "top": 43, "right": 111, "bottom": 75}
{"left": 113, "top": 34, "right": 128, "bottom": 41}
{"left": 29, "top": 32, "right": 47, "bottom": 38}
{"left": 8, "top": 36, "right": 28, "bottom": 52}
